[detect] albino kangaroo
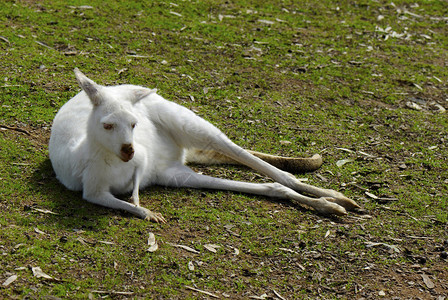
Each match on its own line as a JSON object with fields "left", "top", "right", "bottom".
{"left": 49, "top": 69, "right": 359, "bottom": 223}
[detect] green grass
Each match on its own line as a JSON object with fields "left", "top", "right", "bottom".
{"left": 1, "top": 0, "right": 447, "bottom": 298}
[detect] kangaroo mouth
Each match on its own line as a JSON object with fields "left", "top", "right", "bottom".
{"left": 120, "top": 151, "right": 134, "bottom": 162}
{"left": 120, "top": 154, "right": 134, "bottom": 162}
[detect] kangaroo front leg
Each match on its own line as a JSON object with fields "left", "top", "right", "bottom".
{"left": 83, "top": 189, "right": 166, "bottom": 223}
{"left": 157, "top": 164, "right": 347, "bottom": 216}
{"left": 131, "top": 167, "right": 142, "bottom": 207}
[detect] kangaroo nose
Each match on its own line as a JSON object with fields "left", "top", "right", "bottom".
{"left": 120, "top": 144, "right": 134, "bottom": 162}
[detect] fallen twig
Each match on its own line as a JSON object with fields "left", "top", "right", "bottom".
{"left": 0, "top": 84, "right": 21, "bottom": 88}
{"left": 35, "top": 40, "right": 55, "bottom": 50}
{"left": 91, "top": 290, "right": 134, "bottom": 295}
{"left": 0, "top": 125, "right": 31, "bottom": 136}
{"left": 0, "top": 35, "right": 10, "bottom": 44}
{"left": 273, "top": 289, "right": 287, "bottom": 300}
{"left": 30, "top": 207, "right": 58, "bottom": 215}
{"left": 185, "top": 285, "right": 220, "bottom": 298}
{"left": 167, "top": 242, "right": 200, "bottom": 254}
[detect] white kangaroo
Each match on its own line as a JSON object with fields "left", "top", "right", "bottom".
{"left": 49, "top": 69, "right": 359, "bottom": 223}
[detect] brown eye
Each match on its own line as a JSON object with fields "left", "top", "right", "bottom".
{"left": 131, "top": 123, "right": 136, "bottom": 129}
{"left": 103, "top": 123, "right": 114, "bottom": 130}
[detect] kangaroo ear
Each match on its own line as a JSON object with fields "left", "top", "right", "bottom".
{"left": 74, "top": 68, "right": 104, "bottom": 106}
{"left": 132, "top": 88, "right": 157, "bottom": 104}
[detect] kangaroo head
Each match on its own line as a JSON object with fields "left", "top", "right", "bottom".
{"left": 74, "top": 68, "right": 155, "bottom": 162}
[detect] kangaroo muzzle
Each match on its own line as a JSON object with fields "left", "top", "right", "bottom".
{"left": 120, "top": 144, "right": 134, "bottom": 162}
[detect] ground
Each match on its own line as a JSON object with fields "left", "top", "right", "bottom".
{"left": 0, "top": 0, "right": 447, "bottom": 299}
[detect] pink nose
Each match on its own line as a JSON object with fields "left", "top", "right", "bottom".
{"left": 120, "top": 144, "right": 134, "bottom": 162}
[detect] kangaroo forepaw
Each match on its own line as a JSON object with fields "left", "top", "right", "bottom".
{"left": 141, "top": 208, "right": 167, "bottom": 223}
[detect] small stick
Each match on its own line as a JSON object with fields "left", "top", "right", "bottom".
{"left": 185, "top": 285, "right": 220, "bottom": 298}
{"left": 0, "top": 124, "right": 31, "bottom": 136}
{"left": 91, "top": 290, "right": 134, "bottom": 295}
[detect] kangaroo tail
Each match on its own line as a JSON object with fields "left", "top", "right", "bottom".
{"left": 185, "top": 148, "right": 323, "bottom": 173}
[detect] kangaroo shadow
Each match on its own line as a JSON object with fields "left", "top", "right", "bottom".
{"left": 31, "top": 158, "right": 137, "bottom": 232}
{"left": 32, "top": 158, "right": 346, "bottom": 231}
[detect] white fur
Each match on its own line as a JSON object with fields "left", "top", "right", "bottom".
{"left": 49, "top": 69, "right": 358, "bottom": 222}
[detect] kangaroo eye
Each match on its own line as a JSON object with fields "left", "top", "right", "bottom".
{"left": 103, "top": 123, "right": 114, "bottom": 130}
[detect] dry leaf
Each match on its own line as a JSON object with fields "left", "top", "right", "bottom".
{"left": 432, "top": 103, "right": 446, "bottom": 113}
{"left": 406, "top": 101, "right": 422, "bottom": 110}
{"left": 147, "top": 233, "right": 158, "bottom": 252}
{"left": 117, "top": 68, "right": 127, "bottom": 75}
{"left": 204, "top": 244, "right": 220, "bottom": 253}
{"left": 365, "top": 192, "right": 378, "bottom": 199}
{"left": 228, "top": 245, "right": 240, "bottom": 255}
{"left": 365, "top": 241, "right": 400, "bottom": 253}
{"left": 2, "top": 275, "right": 18, "bottom": 287}
{"left": 421, "top": 274, "right": 435, "bottom": 289}
{"left": 147, "top": 243, "right": 158, "bottom": 252}
{"left": 148, "top": 233, "right": 156, "bottom": 246}
{"left": 336, "top": 158, "right": 354, "bottom": 167}
{"left": 31, "top": 267, "right": 53, "bottom": 280}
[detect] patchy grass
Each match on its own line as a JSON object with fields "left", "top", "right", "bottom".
{"left": 1, "top": 0, "right": 447, "bottom": 299}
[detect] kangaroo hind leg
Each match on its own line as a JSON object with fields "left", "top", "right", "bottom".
{"left": 157, "top": 164, "right": 347, "bottom": 216}
{"left": 150, "top": 100, "right": 359, "bottom": 214}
